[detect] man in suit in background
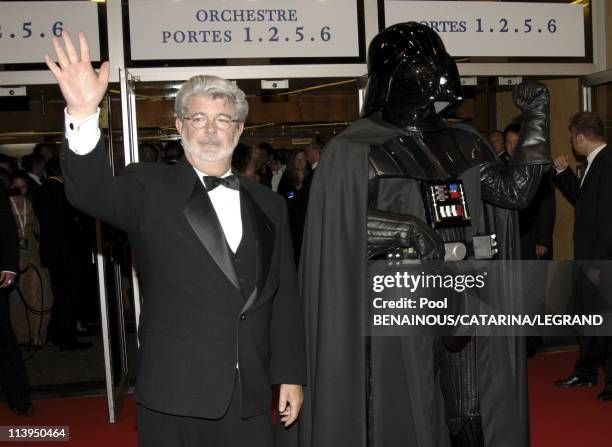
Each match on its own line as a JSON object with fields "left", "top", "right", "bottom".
{"left": 45, "top": 31, "right": 305, "bottom": 446}
{"left": 33, "top": 157, "right": 92, "bottom": 350}
{"left": 553, "top": 111, "right": 612, "bottom": 402}
{"left": 21, "top": 153, "right": 46, "bottom": 196}
{"left": 304, "top": 137, "right": 323, "bottom": 171}
{"left": 0, "top": 187, "right": 32, "bottom": 414}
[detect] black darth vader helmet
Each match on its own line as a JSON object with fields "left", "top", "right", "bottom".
{"left": 362, "top": 22, "right": 463, "bottom": 124}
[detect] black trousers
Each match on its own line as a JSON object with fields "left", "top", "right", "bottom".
{"left": 573, "top": 336, "right": 612, "bottom": 384}
{"left": 46, "top": 263, "right": 79, "bottom": 345}
{"left": 0, "top": 287, "right": 30, "bottom": 406}
{"left": 137, "top": 376, "right": 273, "bottom": 447}
{"left": 571, "top": 263, "right": 612, "bottom": 384}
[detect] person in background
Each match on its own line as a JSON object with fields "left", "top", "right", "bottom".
{"left": 161, "top": 140, "right": 184, "bottom": 165}
{"left": 21, "top": 153, "right": 46, "bottom": 197}
{"left": 33, "top": 143, "right": 57, "bottom": 161}
{"left": 0, "top": 168, "right": 10, "bottom": 191}
{"left": 488, "top": 129, "right": 508, "bottom": 161}
{"left": 304, "top": 136, "right": 324, "bottom": 171}
{"left": 506, "top": 120, "right": 555, "bottom": 358}
{"left": 505, "top": 122, "right": 556, "bottom": 261}
{"left": 553, "top": 111, "right": 612, "bottom": 402}
{"left": 0, "top": 186, "right": 33, "bottom": 415}
{"left": 7, "top": 171, "right": 53, "bottom": 348}
{"left": 503, "top": 123, "right": 522, "bottom": 158}
{"left": 270, "top": 150, "right": 287, "bottom": 193}
{"left": 0, "top": 153, "right": 17, "bottom": 173}
{"left": 231, "top": 142, "right": 257, "bottom": 181}
{"left": 256, "top": 142, "right": 273, "bottom": 188}
{"left": 277, "top": 149, "right": 311, "bottom": 263}
{"left": 139, "top": 142, "right": 161, "bottom": 164}
{"left": 33, "top": 157, "right": 92, "bottom": 351}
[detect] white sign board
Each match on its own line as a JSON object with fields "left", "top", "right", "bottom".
{"left": 384, "top": 1, "right": 585, "bottom": 58}
{"left": 128, "top": 0, "right": 361, "bottom": 61}
{"left": 0, "top": 1, "right": 100, "bottom": 64}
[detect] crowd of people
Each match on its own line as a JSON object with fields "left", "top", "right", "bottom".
{"left": 0, "top": 24, "right": 610, "bottom": 447}
{"left": 0, "top": 145, "right": 98, "bottom": 415}
{"left": 0, "top": 146, "right": 96, "bottom": 353}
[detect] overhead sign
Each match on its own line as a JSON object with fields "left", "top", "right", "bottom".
{"left": 0, "top": 1, "right": 100, "bottom": 64}
{"left": 383, "top": 1, "right": 585, "bottom": 58}
{"left": 127, "top": 0, "right": 362, "bottom": 61}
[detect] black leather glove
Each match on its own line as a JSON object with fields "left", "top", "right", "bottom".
{"left": 367, "top": 209, "right": 445, "bottom": 260}
{"left": 511, "top": 80, "right": 550, "bottom": 164}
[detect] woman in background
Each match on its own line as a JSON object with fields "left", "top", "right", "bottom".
{"left": 7, "top": 170, "right": 53, "bottom": 348}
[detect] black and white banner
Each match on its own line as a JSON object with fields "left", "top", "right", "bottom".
{"left": 384, "top": 0, "right": 585, "bottom": 57}
{"left": 128, "top": 0, "right": 361, "bottom": 61}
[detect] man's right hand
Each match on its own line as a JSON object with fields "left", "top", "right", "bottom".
{"left": 0, "top": 271, "right": 16, "bottom": 288}
{"left": 553, "top": 155, "right": 569, "bottom": 172}
{"left": 44, "top": 31, "right": 109, "bottom": 119}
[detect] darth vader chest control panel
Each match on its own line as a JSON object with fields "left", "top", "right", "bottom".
{"left": 422, "top": 180, "right": 470, "bottom": 228}
{"left": 369, "top": 139, "right": 498, "bottom": 261}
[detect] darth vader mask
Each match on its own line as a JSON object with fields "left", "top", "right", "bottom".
{"left": 362, "top": 22, "right": 463, "bottom": 127}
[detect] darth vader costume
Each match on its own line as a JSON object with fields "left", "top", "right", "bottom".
{"left": 296, "top": 23, "right": 550, "bottom": 447}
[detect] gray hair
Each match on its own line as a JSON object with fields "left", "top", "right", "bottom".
{"left": 175, "top": 75, "right": 249, "bottom": 122}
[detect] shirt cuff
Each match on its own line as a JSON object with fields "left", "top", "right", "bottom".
{"left": 1, "top": 270, "right": 16, "bottom": 276}
{"left": 555, "top": 167, "right": 568, "bottom": 174}
{"left": 65, "top": 108, "right": 101, "bottom": 155}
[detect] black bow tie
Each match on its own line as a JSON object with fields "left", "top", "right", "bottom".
{"left": 203, "top": 174, "right": 240, "bottom": 191}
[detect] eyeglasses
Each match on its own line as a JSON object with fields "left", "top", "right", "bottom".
{"left": 182, "top": 113, "right": 241, "bottom": 131}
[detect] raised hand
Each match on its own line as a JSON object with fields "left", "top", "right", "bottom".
{"left": 44, "top": 31, "right": 109, "bottom": 119}
{"left": 512, "top": 80, "right": 549, "bottom": 115}
{"left": 553, "top": 155, "right": 569, "bottom": 171}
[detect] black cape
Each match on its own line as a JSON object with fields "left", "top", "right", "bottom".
{"left": 293, "top": 118, "right": 529, "bottom": 447}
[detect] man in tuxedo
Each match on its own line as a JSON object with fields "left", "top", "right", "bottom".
{"left": 553, "top": 111, "right": 612, "bottom": 402}
{"left": 45, "top": 31, "right": 305, "bottom": 445}
{"left": 304, "top": 137, "right": 323, "bottom": 171}
{"left": 21, "top": 153, "right": 46, "bottom": 196}
{"left": 0, "top": 187, "right": 33, "bottom": 414}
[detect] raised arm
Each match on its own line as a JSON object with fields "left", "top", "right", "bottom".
{"left": 481, "top": 81, "right": 551, "bottom": 209}
{"left": 45, "top": 32, "right": 144, "bottom": 233}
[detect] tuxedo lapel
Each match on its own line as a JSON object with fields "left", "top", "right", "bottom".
{"left": 184, "top": 180, "right": 241, "bottom": 292}
{"left": 240, "top": 185, "right": 275, "bottom": 312}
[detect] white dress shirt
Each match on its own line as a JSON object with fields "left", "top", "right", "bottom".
{"left": 554, "top": 143, "right": 606, "bottom": 188}
{"left": 193, "top": 167, "right": 242, "bottom": 252}
{"left": 271, "top": 165, "right": 286, "bottom": 192}
{"left": 28, "top": 173, "right": 43, "bottom": 186}
{"left": 581, "top": 143, "right": 606, "bottom": 187}
{"left": 64, "top": 109, "right": 243, "bottom": 252}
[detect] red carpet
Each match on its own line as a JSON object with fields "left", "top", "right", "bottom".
{"left": 528, "top": 350, "right": 612, "bottom": 446}
{"left": 0, "top": 394, "right": 137, "bottom": 446}
{"left": 1, "top": 350, "right": 611, "bottom": 446}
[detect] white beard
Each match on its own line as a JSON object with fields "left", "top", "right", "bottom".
{"left": 181, "top": 133, "right": 239, "bottom": 162}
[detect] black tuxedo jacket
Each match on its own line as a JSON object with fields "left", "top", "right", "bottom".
{"left": 554, "top": 145, "right": 612, "bottom": 260}
{"left": 61, "top": 139, "right": 305, "bottom": 419}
